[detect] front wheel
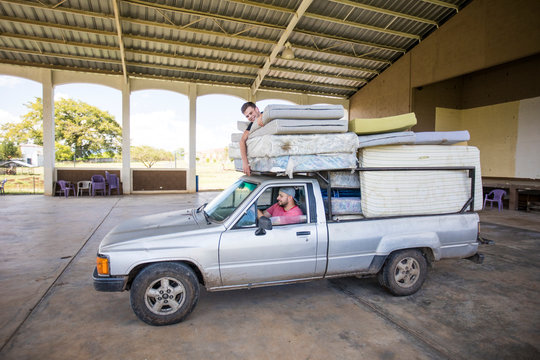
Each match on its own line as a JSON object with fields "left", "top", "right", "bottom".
{"left": 379, "top": 249, "right": 427, "bottom": 296}
{"left": 130, "top": 262, "right": 200, "bottom": 326}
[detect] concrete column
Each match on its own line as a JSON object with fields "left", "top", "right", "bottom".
{"left": 121, "top": 80, "right": 131, "bottom": 194}
{"left": 187, "top": 83, "right": 197, "bottom": 192}
{"left": 41, "top": 70, "right": 55, "bottom": 196}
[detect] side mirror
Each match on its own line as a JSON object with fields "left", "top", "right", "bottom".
{"left": 255, "top": 216, "right": 272, "bottom": 236}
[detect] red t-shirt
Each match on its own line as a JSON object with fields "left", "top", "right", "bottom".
{"left": 266, "top": 203, "right": 304, "bottom": 225}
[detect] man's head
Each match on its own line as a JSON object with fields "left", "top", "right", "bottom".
{"left": 241, "top": 102, "right": 260, "bottom": 123}
{"left": 277, "top": 187, "right": 295, "bottom": 207}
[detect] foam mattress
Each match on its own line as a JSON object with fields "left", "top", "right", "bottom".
{"left": 358, "top": 145, "right": 482, "bottom": 217}
{"left": 328, "top": 171, "right": 361, "bottom": 188}
{"left": 414, "top": 131, "right": 470, "bottom": 145}
{"left": 262, "top": 104, "right": 344, "bottom": 123}
{"left": 349, "top": 113, "right": 417, "bottom": 135}
{"left": 250, "top": 118, "right": 348, "bottom": 136}
{"left": 324, "top": 197, "right": 362, "bottom": 215}
{"left": 234, "top": 153, "right": 358, "bottom": 177}
{"left": 358, "top": 131, "right": 415, "bottom": 148}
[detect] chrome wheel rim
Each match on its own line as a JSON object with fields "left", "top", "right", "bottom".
{"left": 144, "top": 277, "right": 186, "bottom": 315}
{"left": 394, "top": 257, "right": 420, "bottom": 288}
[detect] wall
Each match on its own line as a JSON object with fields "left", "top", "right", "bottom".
{"left": 435, "top": 96, "right": 540, "bottom": 179}
{"left": 349, "top": 0, "right": 540, "bottom": 121}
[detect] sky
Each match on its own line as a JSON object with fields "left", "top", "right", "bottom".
{"left": 0, "top": 75, "right": 293, "bottom": 152}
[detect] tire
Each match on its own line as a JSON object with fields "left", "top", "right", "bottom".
{"left": 381, "top": 249, "right": 427, "bottom": 296}
{"left": 130, "top": 262, "right": 200, "bottom": 326}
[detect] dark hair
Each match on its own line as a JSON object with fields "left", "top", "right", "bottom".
{"left": 241, "top": 102, "right": 256, "bottom": 114}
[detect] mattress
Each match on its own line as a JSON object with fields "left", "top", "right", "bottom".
{"left": 414, "top": 131, "right": 470, "bottom": 145}
{"left": 262, "top": 104, "right": 344, "bottom": 123}
{"left": 349, "top": 113, "right": 417, "bottom": 135}
{"left": 250, "top": 118, "right": 348, "bottom": 136}
{"left": 237, "top": 121, "right": 250, "bottom": 132}
{"left": 324, "top": 197, "right": 362, "bottom": 215}
{"left": 234, "top": 153, "right": 358, "bottom": 177}
{"left": 241, "top": 133, "right": 358, "bottom": 158}
{"left": 328, "top": 171, "right": 361, "bottom": 188}
{"left": 358, "top": 145, "right": 482, "bottom": 217}
{"left": 230, "top": 132, "right": 243, "bottom": 142}
{"left": 358, "top": 131, "right": 415, "bottom": 148}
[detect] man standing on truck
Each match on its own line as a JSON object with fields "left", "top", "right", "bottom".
{"left": 240, "top": 102, "right": 264, "bottom": 176}
{"left": 258, "top": 187, "right": 304, "bottom": 225}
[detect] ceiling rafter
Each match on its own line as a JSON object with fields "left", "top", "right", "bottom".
{"left": 328, "top": 0, "right": 439, "bottom": 27}
{"left": 0, "top": 32, "right": 375, "bottom": 81}
{"left": 112, "top": 0, "right": 128, "bottom": 83}
{"left": 251, "top": 0, "right": 313, "bottom": 95}
{"left": 227, "top": 0, "right": 420, "bottom": 40}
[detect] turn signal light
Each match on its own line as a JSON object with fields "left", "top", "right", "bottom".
{"left": 96, "top": 256, "right": 109, "bottom": 275}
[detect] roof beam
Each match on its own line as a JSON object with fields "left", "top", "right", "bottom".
{"left": 251, "top": 0, "right": 313, "bottom": 95}
{"left": 421, "top": 0, "right": 460, "bottom": 12}
{"left": 112, "top": 0, "right": 128, "bottom": 83}
{"left": 1, "top": 0, "right": 114, "bottom": 20}
{"left": 328, "top": 0, "right": 439, "bottom": 27}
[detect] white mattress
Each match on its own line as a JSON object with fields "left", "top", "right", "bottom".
{"left": 242, "top": 133, "right": 358, "bottom": 158}
{"left": 250, "top": 118, "right": 348, "bottom": 136}
{"left": 328, "top": 171, "right": 361, "bottom": 188}
{"left": 230, "top": 132, "right": 243, "bottom": 142}
{"left": 325, "top": 197, "right": 362, "bottom": 215}
{"left": 358, "top": 131, "right": 415, "bottom": 148}
{"left": 359, "top": 145, "right": 482, "bottom": 217}
{"left": 237, "top": 121, "right": 249, "bottom": 132}
{"left": 234, "top": 153, "right": 358, "bottom": 177}
{"left": 262, "top": 104, "right": 344, "bottom": 123}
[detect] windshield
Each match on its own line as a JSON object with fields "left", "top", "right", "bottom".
{"left": 205, "top": 179, "right": 257, "bottom": 222}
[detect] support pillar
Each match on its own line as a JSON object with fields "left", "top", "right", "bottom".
{"left": 187, "top": 84, "right": 197, "bottom": 192}
{"left": 42, "top": 70, "right": 55, "bottom": 196}
{"left": 121, "top": 80, "right": 131, "bottom": 194}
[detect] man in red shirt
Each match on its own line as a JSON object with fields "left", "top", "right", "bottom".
{"left": 258, "top": 187, "right": 304, "bottom": 225}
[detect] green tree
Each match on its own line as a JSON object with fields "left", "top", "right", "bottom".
{"left": 131, "top": 145, "right": 173, "bottom": 168}
{"left": 1, "top": 97, "right": 122, "bottom": 160}
{"left": 0, "top": 141, "right": 22, "bottom": 160}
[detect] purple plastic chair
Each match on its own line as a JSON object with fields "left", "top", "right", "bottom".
{"left": 91, "top": 175, "right": 107, "bottom": 196}
{"left": 483, "top": 189, "right": 506, "bottom": 211}
{"left": 57, "top": 180, "right": 76, "bottom": 198}
{"left": 106, "top": 172, "right": 120, "bottom": 195}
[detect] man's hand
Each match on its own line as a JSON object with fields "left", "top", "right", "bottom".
{"left": 257, "top": 113, "right": 264, "bottom": 127}
{"left": 242, "top": 159, "right": 251, "bottom": 176}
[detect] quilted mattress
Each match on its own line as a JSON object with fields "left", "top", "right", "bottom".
{"left": 349, "top": 113, "right": 417, "bottom": 135}
{"left": 262, "top": 104, "right": 344, "bottom": 123}
{"left": 358, "top": 145, "right": 482, "bottom": 217}
{"left": 249, "top": 118, "right": 348, "bottom": 137}
{"left": 234, "top": 153, "right": 358, "bottom": 177}
{"left": 358, "top": 131, "right": 415, "bottom": 148}
{"left": 324, "top": 197, "right": 362, "bottom": 215}
{"left": 414, "top": 131, "right": 470, "bottom": 145}
{"left": 328, "top": 171, "right": 361, "bottom": 188}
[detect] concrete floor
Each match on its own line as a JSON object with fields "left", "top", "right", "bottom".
{"left": 0, "top": 194, "right": 539, "bottom": 360}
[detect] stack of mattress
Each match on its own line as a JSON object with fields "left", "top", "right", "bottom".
{"left": 230, "top": 104, "right": 357, "bottom": 176}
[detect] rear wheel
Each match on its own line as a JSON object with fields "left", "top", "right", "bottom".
{"left": 380, "top": 249, "right": 427, "bottom": 296}
{"left": 130, "top": 262, "right": 199, "bottom": 326}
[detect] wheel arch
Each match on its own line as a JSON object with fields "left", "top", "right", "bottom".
{"left": 125, "top": 260, "right": 206, "bottom": 290}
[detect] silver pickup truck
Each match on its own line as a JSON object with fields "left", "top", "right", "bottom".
{"left": 93, "top": 174, "right": 481, "bottom": 326}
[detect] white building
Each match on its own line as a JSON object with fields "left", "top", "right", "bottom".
{"left": 20, "top": 144, "right": 43, "bottom": 166}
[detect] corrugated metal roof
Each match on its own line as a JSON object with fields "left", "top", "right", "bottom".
{"left": 0, "top": 0, "right": 471, "bottom": 98}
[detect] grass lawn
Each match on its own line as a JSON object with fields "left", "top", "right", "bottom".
{"left": 1, "top": 160, "right": 242, "bottom": 194}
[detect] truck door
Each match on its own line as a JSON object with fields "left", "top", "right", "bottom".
{"left": 219, "top": 184, "right": 320, "bottom": 286}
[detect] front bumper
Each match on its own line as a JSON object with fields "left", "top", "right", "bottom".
{"left": 93, "top": 267, "right": 127, "bottom": 292}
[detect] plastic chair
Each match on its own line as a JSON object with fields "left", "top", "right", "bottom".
{"left": 106, "top": 172, "right": 120, "bottom": 195}
{"left": 57, "top": 180, "right": 76, "bottom": 198}
{"left": 91, "top": 175, "right": 107, "bottom": 196}
{"left": 483, "top": 189, "right": 506, "bottom": 211}
{"left": 77, "top": 180, "right": 92, "bottom": 196}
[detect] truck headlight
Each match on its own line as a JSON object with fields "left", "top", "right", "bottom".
{"left": 96, "top": 255, "right": 110, "bottom": 275}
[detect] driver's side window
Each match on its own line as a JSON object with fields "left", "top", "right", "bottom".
{"left": 235, "top": 187, "right": 274, "bottom": 228}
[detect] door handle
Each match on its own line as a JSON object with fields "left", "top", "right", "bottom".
{"left": 296, "top": 231, "right": 311, "bottom": 236}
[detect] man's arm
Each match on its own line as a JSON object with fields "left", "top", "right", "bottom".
{"left": 239, "top": 129, "right": 251, "bottom": 176}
